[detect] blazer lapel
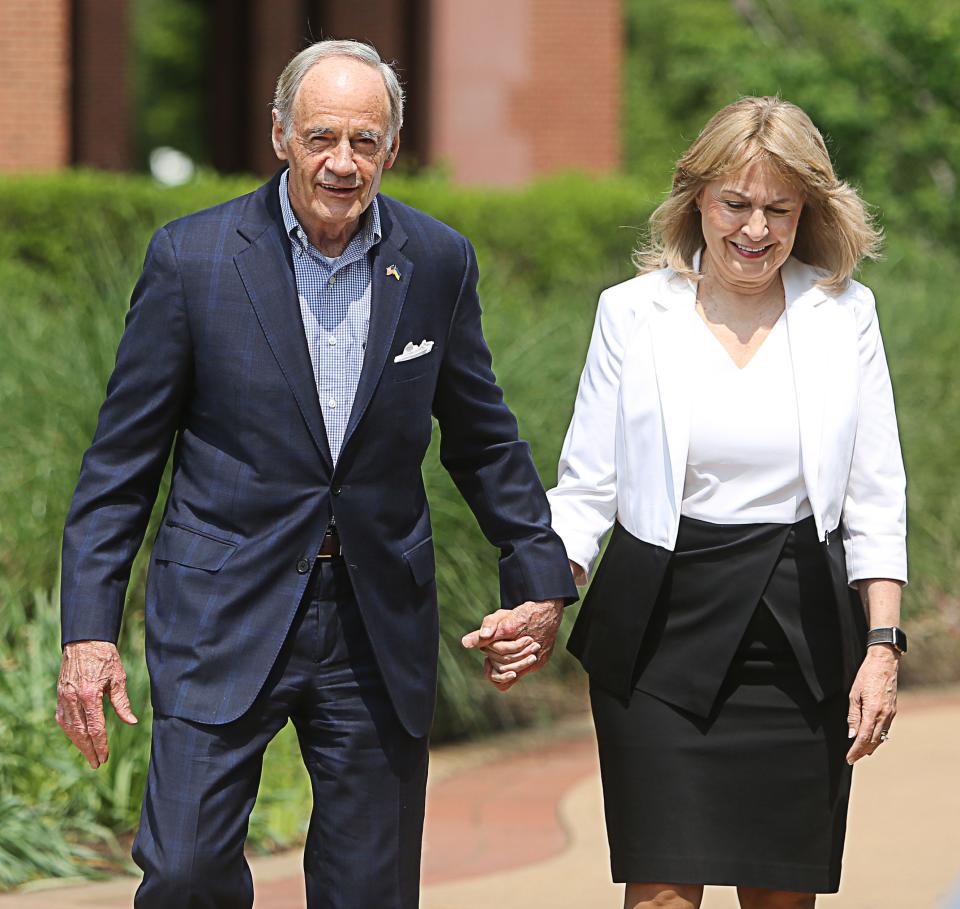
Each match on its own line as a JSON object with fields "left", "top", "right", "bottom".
{"left": 340, "top": 202, "right": 413, "bottom": 455}
{"left": 783, "top": 258, "right": 828, "bottom": 531}
{"left": 234, "top": 217, "right": 334, "bottom": 471}
{"left": 649, "top": 270, "right": 698, "bottom": 513}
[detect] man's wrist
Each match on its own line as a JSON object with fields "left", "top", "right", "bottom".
{"left": 532, "top": 598, "right": 564, "bottom": 611}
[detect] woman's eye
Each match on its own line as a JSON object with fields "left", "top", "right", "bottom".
{"left": 724, "top": 201, "right": 747, "bottom": 209}
{"left": 769, "top": 208, "right": 790, "bottom": 215}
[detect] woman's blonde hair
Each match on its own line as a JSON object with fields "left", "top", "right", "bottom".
{"left": 635, "top": 96, "right": 882, "bottom": 292}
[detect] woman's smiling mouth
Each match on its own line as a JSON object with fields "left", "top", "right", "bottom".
{"left": 730, "top": 240, "right": 772, "bottom": 259}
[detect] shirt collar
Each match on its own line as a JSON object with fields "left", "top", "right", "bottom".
{"left": 279, "top": 168, "right": 381, "bottom": 261}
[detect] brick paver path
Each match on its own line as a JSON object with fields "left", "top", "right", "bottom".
{"left": 2, "top": 689, "right": 958, "bottom": 908}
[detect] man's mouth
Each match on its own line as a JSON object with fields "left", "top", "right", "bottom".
{"left": 730, "top": 240, "right": 772, "bottom": 259}
{"left": 319, "top": 183, "right": 359, "bottom": 198}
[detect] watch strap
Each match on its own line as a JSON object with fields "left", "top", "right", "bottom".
{"left": 866, "top": 626, "right": 907, "bottom": 654}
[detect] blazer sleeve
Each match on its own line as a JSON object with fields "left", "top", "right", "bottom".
{"left": 841, "top": 286, "right": 908, "bottom": 584}
{"left": 546, "top": 288, "right": 629, "bottom": 577}
{"left": 60, "top": 226, "right": 193, "bottom": 645}
{"left": 432, "top": 237, "right": 578, "bottom": 609}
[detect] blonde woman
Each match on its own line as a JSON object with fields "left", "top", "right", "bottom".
{"left": 541, "top": 98, "right": 907, "bottom": 908}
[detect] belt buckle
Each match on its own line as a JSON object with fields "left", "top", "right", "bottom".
{"left": 316, "top": 529, "right": 340, "bottom": 560}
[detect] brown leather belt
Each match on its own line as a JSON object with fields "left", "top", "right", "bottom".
{"left": 316, "top": 526, "right": 342, "bottom": 559}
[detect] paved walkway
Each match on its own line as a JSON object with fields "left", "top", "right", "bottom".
{"left": 3, "top": 687, "right": 958, "bottom": 908}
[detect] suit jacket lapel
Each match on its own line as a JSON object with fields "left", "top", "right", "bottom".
{"left": 783, "top": 258, "right": 828, "bottom": 527}
{"left": 340, "top": 201, "right": 413, "bottom": 455}
{"left": 649, "top": 270, "right": 698, "bottom": 513}
{"left": 234, "top": 197, "right": 334, "bottom": 472}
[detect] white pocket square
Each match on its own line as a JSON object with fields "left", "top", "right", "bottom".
{"left": 394, "top": 340, "right": 435, "bottom": 363}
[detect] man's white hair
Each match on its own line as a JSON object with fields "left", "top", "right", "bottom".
{"left": 273, "top": 39, "right": 404, "bottom": 144}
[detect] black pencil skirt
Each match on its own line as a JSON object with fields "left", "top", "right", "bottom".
{"left": 589, "top": 518, "right": 853, "bottom": 893}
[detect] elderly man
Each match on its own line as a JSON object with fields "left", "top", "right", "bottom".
{"left": 56, "top": 39, "right": 576, "bottom": 908}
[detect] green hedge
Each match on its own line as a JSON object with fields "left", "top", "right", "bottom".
{"left": 1, "top": 169, "right": 957, "bottom": 888}
{"left": 0, "top": 168, "right": 652, "bottom": 300}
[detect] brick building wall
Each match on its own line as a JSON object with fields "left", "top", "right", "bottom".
{"left": 0, "top": 0, "right": 71, "bottom": 171}
{"left": 426, "top": 0, "right": 621, "bottom": 184}
{"left": 206, "top": 0, "right": 620, "bottom": 184}
{"left": 72, "top": 0, "right": 132, "bottom": 170}
{"left": 523, "top": 0, "right": 621, "bottom": 176}
{"left": 0, "top": 0, "right": 621, "bottom": 183}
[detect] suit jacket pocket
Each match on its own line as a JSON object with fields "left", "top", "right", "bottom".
{"left": 391, "top": 364, "right": 433, "bottom": 385}
{"left": 153, "top": 522, "right": 237, "bottom": 572}
{"left": 402, "top": 536, "right": 435, "bottom": 586}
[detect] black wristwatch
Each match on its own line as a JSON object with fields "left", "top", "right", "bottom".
{"left": 866, "top": 626, "right": 907, "bottom": 654}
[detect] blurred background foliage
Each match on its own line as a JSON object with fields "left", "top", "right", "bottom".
{"left": 132, "top": 0, "right": 209, "bottom": 169}
{"left": 1, "top": 0, "right": 959, "bottom": 890}
{"left": 624, "top": 0, "right": 960, "bottom": 241}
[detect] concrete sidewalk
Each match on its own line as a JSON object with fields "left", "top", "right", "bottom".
{"left": 3, "top": 687, "right": 958, "bottom": 908}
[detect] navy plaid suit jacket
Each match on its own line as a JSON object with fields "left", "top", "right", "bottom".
{"left": 60, "top": 169, "right": 576, "bottom": 737}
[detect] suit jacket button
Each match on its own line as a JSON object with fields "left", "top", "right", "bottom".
{"left": 332, "top": 486, "right": 342, "bottom": 496}
{"left": 296, "top": 558, "right": 311, "bottom": 574}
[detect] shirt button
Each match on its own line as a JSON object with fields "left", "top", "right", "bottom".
{"left": 296, "top": 558, "right": 311, "bottom": 574}
{"left": 328, "top": 398, "right": 337, "bottom": 408}
{"left": 328, "top": 336, "right": 337, "bottom": 346}
{"left": 328, "top": 276, "right": 336, "bottom": 287}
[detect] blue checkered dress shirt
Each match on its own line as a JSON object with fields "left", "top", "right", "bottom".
{"left": 279, "top": 170, "right": 381, "bottom": 463}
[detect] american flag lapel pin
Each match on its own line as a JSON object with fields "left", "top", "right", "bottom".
{"left": 386, "top": 264, "right": 401, "bottom": 281}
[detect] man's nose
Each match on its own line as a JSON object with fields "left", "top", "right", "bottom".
{"left": 742, "top": 208, "right": 769, "bottom": 241}
{"left": 326, "top": 138, "right": 357, "bottom": 178}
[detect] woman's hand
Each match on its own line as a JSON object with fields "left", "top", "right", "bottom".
{"left": 846, "top": 644, "right": 899, "bottom": 764}
{"left": 569, "top": 560, "right": 587, "bottom": 587}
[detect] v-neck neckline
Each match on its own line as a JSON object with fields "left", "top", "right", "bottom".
{"left": 693, "top": 309, "right": 786, "bottom": 373}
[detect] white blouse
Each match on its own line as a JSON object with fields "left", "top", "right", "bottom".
{"left": 681, "top": 312, "right": 813, "bottom": 525}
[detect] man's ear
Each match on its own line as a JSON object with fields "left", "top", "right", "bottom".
{"left": 271, "top": 110, "right": 289, "bottom": 161}
{"left": 383, "top": 134, "right": 400, "bottom": 170}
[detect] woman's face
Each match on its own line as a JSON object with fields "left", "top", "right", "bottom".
{"left": 696, "top": 161, "right": 804, "bottom": 294}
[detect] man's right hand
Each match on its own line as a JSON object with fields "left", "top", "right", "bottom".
{"left": 56, "top": 641, "right": 138, "bottom": 769}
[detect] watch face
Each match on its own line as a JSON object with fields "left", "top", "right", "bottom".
{"left": 893, "top": 627, "right": 908, "bottom": 653}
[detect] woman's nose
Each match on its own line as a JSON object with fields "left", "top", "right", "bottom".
{"left": 742, "top": 208, "right": 769, "bottom": 240}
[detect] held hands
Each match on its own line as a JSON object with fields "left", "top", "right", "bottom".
{"left": 846, "top": 644, "right": 899, "bottom": 764}
{"left": 56, "top": 640, "right": 138, "bottom": 769}
{"left": 461, "top": 599, "right": 565, "bottom": 692}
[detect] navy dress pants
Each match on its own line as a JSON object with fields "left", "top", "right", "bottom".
{"left": 132, "top": 559, "right": 429, "bottom": 908}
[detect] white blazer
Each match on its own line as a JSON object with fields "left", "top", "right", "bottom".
{"left": 547, "top": 256, "right": 907, "bottom": 586}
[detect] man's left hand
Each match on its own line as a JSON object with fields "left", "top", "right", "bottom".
{"left": 461, "top": 599, "right": 564, "bottom": 692}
